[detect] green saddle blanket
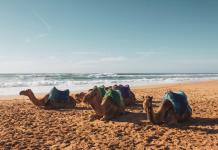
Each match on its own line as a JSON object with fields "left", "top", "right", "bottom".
{"left": 97, "top": 85, "right": 106, "bottom": 98}
{"left": 104, "top": 89, "right": 124, "bottom": 107}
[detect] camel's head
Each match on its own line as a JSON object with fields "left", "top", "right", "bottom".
{"left": 83, "top": 86, "right": 101, "bottom": 104}
{"left": 19, "top": 89, "right": 32, "bottom": 96}
{"left": 74, "top": 92, "right": 86, "bottom": 103}
{"left": 145, "top": 96, "right": 153, "bottom": 107}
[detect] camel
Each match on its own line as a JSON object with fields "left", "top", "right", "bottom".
{"left": 143, "top": 91, "right": 192, "bottom": 125}
{"left": 75, "top": 84, "right": 136, "bottom": 106}
{"left": 82, "top": 86, "right": 125, "bottom": 120}
{"left": 112, "top": 84, "right": 137, "bottom": 106}
{"left": 74, "top": 85, "right": 107, "bottom": 104}
{"left": 19, "top": 87, "right": 76, "bottom": 109}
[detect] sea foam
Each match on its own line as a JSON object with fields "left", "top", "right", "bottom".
{"left": 0, "top": 73, "right": 218, "bottom": 96}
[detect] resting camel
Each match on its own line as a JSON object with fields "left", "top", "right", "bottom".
{"left": 76, "top": 84, "right": 136, "bottom": 106}
{"left": 19, "top": 87, "right": 76, "bottom": 109}
{"left": 83, "top": 86, "right": 125, "bottom": 120}
{"left": 143, "top": 91, "right": 192, "bottom": 125}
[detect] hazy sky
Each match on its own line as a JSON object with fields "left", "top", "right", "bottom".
{"left": 0, "top": 0, "right": 218, "bottom": 73}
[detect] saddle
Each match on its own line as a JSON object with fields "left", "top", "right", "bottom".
{"left": 112, "top": 84, "right": 131, "bottom": 99}
{"left": 163, "top": 91, "right": 192, "bottom": 115}
{"left": 46, "top": 87, "right": 72, "bottom": 109}
{"left": 104, "top": 89, "right": 125, "bottom": 107}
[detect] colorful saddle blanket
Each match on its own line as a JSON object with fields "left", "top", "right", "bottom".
{"left": 104, "top": 89, "right": 125, "bottom": 107}
{"left": 46, "top": 87, "right": 71, "bottom": 108}
{"left": 163, "top": 91, "right": 192, "bottom": 115}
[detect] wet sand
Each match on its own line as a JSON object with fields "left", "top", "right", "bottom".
{"left": 0, "top": 81, "right": 218, "bottom": 149}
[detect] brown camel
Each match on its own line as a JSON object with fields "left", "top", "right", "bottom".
{"left": 143, "top": 91, "right": 192, "bottom": 125}
{"left": 83, "top": 86, "right": 125, "bottom": 120}
{"left": 19, "top": 88, "right": 76, "bottom": 109}
{"left": 75, "top": 84, "right": 136, "bottom": 106}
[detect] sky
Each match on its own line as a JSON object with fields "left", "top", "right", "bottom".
{"left": 0, "top": 0, "right": 218, "bottom": 73}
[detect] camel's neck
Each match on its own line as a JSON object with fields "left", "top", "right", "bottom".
{"left": 147, "top": 102, "right": 155, "bottom": 124}
{"left": 88, "top": 97, "right": 103, "bottom": 115}
{"left": 147, "top": 102, "right": 163, "bottom": 124}
{"left": 26, "top": 92, "right": 40, "bottom": 105}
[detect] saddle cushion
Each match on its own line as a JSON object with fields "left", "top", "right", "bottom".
{"left": 46, "top": 87, "right": 71, "bottom": 108}
{"left": 113, "top": 84, "right": 131, "bottom": 99}
{"left": 163, "top": 91, "right": 192, "bottom": 115}
{"left": 104, "top": 89, "right": 125, "bottom": 107}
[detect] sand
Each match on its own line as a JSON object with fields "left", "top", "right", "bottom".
{"left": 0, "top": 81, "right": 218, "bottom": 149}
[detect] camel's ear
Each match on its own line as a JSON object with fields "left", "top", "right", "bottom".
{"left": 145, "top": 96, "right": 153, "bottom": 100}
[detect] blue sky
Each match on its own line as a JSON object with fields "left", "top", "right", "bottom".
{"left": 0, "top": 0, "right": 218, "bottom": 73}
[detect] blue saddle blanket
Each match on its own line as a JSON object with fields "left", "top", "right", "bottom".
{"left": 163, "top": 91, "right": 192, "bottom": 115}
{"left": 47, "top": 87, "right": 70, "bottom": 104}
{"left": 113, "top": 84, "right": 131, "bottom": 99}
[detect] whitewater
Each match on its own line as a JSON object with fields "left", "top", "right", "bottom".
{"left": 0, "top": 73, "right": 218, "bottom": 96}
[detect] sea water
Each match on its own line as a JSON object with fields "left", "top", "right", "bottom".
{"left": 0, "top": 73, "right": 218, "bottom": 96}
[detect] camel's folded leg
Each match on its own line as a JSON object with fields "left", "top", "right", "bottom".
{"left": 180, "top": 111, "right": 192, "bottom": 122}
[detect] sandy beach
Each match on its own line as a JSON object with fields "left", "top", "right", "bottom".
{"left": 0, "top": 80, "right": 218, "bottom": 149}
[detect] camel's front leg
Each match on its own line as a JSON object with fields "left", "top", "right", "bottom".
{"left": 101, "top": 97, "right": 119, "bottom": 120}
{"left": 88, "top": 101, "right": 104, "bottom": 120}
{"left": 154, "top": 101, "right": 173, "bottom": 124}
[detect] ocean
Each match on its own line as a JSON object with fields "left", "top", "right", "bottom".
{"left": 0, "top": 73, "right": 218, "bottom": 96}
